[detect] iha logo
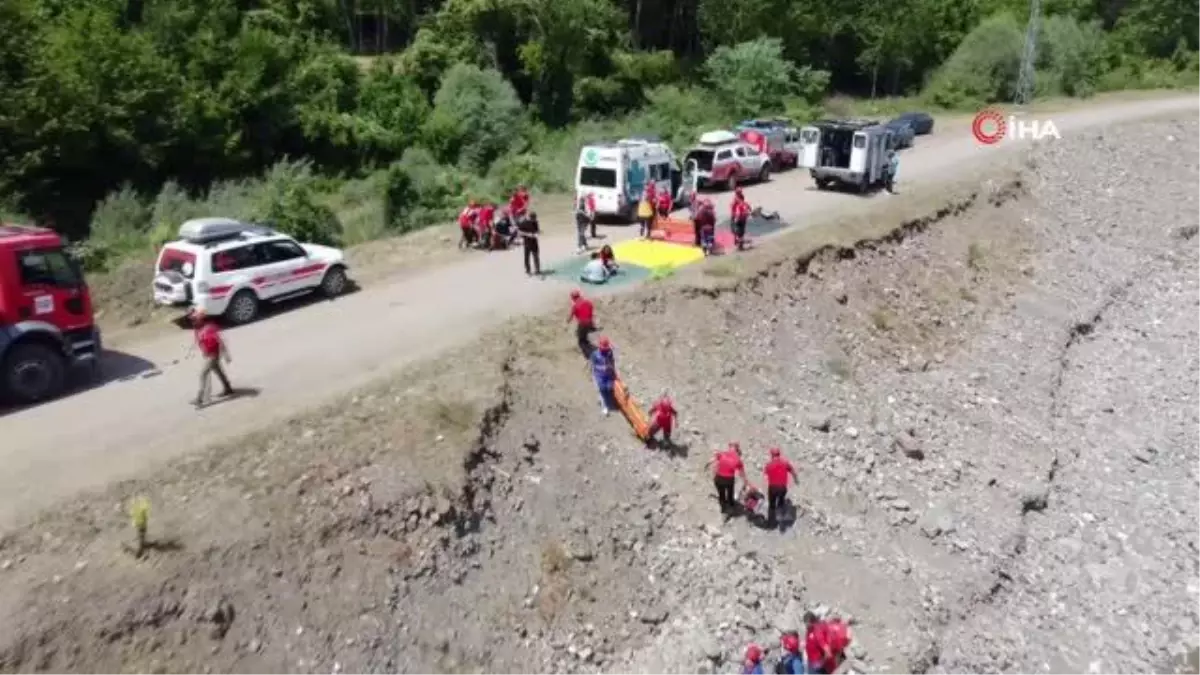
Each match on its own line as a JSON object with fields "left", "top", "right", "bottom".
{"left": 972, "top": 108, "right": 1061, "bottom": 145}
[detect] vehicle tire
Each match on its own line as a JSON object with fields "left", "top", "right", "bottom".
{"left": 320, "top": 265, "right": 349, "bottom": 298}
{"left": 3, "top": 341, "right": 66, "bottom": 405}
{"left": 226, "top": 289, "right": 260, "bottom": 325}
{"left": 758, "top": 163, "right": 771, "bottom": 183}
{"left": 814, "top": 178, "right": 829, "bottom": 191}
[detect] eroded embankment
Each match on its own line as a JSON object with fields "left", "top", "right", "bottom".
{"left": 0, "top": 115, "right": 1196, "bottom": 675}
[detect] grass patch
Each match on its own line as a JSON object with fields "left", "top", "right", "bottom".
{"left": 703, "top": 260, "right": 739, "bottom": 278}
{"left": 425, "top": 400, "right": 477, "bottom": 433}
{"left": 825, "top": 356, "right": 853, "bottom": 380}
{"left": 967, "top": 242, "right": 985, "bottom": 271}
{"left": 869, "top": 308, "right": 895, "bottom": 331}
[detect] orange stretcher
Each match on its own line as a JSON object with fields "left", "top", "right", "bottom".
{"left": 649, "top": 215, "right": 694, "bottom": 241}
{"left": 612, "top": 378, "right": 650, "bottom": 441}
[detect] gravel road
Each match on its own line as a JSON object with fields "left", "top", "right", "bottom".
{"left": 0, "top": 96, "right": 1194, "bottom": 527}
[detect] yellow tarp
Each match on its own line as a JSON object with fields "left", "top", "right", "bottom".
{"left": 611, "top": 239, "right": 705, "bottom": 270}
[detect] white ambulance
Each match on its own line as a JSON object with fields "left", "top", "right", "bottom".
{"left": 575, "top": 136, "right": 681, "bottom": 221}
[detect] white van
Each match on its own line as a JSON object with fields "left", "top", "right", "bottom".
{"left": 575, "top": 136, "right": 680, "bottom": 221}
{"left": 797, "top": 119, "right": 893, "bottom": 193}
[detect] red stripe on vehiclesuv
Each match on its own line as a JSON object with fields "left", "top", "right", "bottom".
{"left": 209, "top": 285, "right": 233, "bottom": 298}
{"left": 292, "top": 263, "right": 328, "bottom": 281}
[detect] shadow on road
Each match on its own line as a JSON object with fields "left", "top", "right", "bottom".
{"left": 0, "top": 348, "right": 159, "bottom": 418}
{"left": 167, "top": 282, "right": 364, "bottom": 332}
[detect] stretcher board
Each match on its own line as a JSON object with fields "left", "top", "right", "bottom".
{"left": 612, "top": 378, "right": 650, "bottom": 441}
{"left": 650, "top": 215, "right": 694, "bottom": 241}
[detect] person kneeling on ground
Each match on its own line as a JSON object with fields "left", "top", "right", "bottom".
{"left": 803, "top": 612, "right": 851, "bottom": 675}
{"left": 598, "top": 244, "right": 618, "bottom": 274}
{"left": 580, "top": 255, "right": 610, "bottom": 284}
{"left": 645, "top": 394, "right": 677, "bottom": 447}
{"left": 590, "top": 336, "right": 618, "bottom": 416}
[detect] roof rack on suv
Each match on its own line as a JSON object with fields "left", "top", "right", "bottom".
{"left": 178, "top": 217, "right": 276, "bottom": 245}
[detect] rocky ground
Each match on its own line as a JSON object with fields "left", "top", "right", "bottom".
{"left": 0, "top": 114, "right": 1196, "bottom": 674}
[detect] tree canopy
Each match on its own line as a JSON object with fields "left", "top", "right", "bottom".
{"left": 0, "top": 0, "right": 1195, "bottom": 244}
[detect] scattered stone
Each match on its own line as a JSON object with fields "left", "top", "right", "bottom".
{"left": 844, "top": 427, "right": 860, "bottom": 439}
{"left": 639, "top": 608, "right": 669, "bottom": 625}
{"left": 807, "top": 414, "right": 832, "bottom": 433}
{"left": 1020, "top": 486, "right": 1049, "bottom": 514}
{"left": 892, "top": 433, "right": 925, "bottom": 460}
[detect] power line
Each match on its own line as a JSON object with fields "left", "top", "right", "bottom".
{"left": 1014, "top": 0, "right": 1040, "bottom": 106}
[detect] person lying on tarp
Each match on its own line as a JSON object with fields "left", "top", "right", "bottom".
{"left": 580, "top": 245, "right": 619, "bottom": 285}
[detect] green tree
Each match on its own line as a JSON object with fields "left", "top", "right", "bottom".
{"left": 704, "top": 38, "right": 828, "bottom": 119}
{"left": 423, "top": 63, "right": 525, "bottom": 172}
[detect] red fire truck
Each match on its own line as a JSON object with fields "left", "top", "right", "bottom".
{"left": 0, "top": 224, "right": 101, "bottom": 404}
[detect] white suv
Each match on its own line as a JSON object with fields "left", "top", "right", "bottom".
{"left": 153, "top": 217, "right": 350, "bottom": 325}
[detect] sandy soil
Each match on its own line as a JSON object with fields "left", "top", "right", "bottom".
{"left": 0, "top": 112, "right": 1196, "bottom": 674}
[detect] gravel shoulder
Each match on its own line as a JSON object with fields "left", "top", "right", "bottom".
{"left": 0, "top": 113, "right": 1196, "bottom": 674}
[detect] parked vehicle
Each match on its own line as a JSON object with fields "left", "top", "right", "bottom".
{"left": 683, "top": 130, "right": 772, "bottom": 192}
{"left": 153, "top": 218, "right": 350, "bottom": 325}
{"left": 0, "top": 224, "right": 101, "bottom": 404}
{"left": 736, "top": 123, "right": 798, "bottom": 169}
{"left": 797, "top": 119, "right": 894, "bottom": 193}
{"left": 891, "top": 111, "right": 935, "bottom": 135}
{"left": 884, "top": 119, "right": 916, "bottom": 149}
{"left": 576, "top": 136, "right": 681, "bottom": 221}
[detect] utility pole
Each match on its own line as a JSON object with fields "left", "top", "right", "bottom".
{"left": 1014, "top": 0, "right": 1040, "bottom": 106}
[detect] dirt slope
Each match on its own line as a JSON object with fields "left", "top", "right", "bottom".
{"left": 0, "top": 113, "right": 1195, "bottom": 674}
{"left": 1, "top": 97, "right": 1195, "bottom": 531}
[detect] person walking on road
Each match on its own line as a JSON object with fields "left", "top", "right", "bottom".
{"left": 707, "top": 442, "right": 747, "bottom": 515}
{"left": 590, "top": 336, "right": 618, "bottom": 416}
{"left": 763, "top": 447, "right": 798, "bottom": 527}
{"left": 568, "top": 289, "right": 596, "bottom": 354}
{"left": 886, "top": 150, "right": 899, "bottom": 194}
{"left": 190, "top": 309, "right": 234, "bottom": 408}
{"left": 585, "top": 191, "right": 598, "bottom": 239}
{"left": 517, "top": 210, "right": 542, "bottom": 276}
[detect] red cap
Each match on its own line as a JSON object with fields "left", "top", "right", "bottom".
{"left": 781, "top": 632, "right": 800, "bottom": 653}
{"left": 570, "top": 289, "right": 581, "bottom": 300}
{"left": 745, "top": 644, "right": 763, "bottom": 663}
{"left": 598, "top": 336, "right": 611, "bottom": 350}
{"left": 769, "top": 447, "right": 781, "bottom": 457}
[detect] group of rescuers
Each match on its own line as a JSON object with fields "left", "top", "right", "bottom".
{"left": 454, "top": 181, "right": 770, "bottom": 284}
{"left": 569, "top": 289, "right": 853, "bottom": 675}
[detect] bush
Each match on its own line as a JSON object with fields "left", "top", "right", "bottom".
{"left": 384, "top": 147, "right": 494, "bottom": 232}
{"left": 89, "top": 185, "right": 151, "bottom": 246}
{"left": 1037, "top": 17, "right": 1105, "bottom": 97}
{"left": 703, "top": 38, "right": 827, "bottom": 119}
{"left": 252, "top": 160, "right": 342, "bottom": 245}
{"left": 488, "top": 153, "right": 570, "bottom": 194}
{"left": 355, "top": 61, "right": 431, "bottom": 162}
{"left": 423, "top": 64, "right": 525, "bottom": 172}
{"left": 925, "top": 14, "right": 1024, "bottom": 108}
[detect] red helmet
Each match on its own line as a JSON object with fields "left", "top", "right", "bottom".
{"left": 745, "top": 644, "right": 764, "bottom": 664}
{"left": 598, "top": 336, "right": 611, "bottom": 351}
{"left": 570, "top": 289, "right": 581, "bottom": 300}
{"left": 769, "top": 447, "right": 781, "bottom": 458}
{"left": 781, "top": 632, "right": 801, "bottom": 653}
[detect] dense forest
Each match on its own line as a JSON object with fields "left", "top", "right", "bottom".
{"left": 0, "top": 0, "right": 1195, "bottom": 267}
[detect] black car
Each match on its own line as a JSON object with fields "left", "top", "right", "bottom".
{"left": 892, "top": 112, "right": 934, "bottom": 135}
{"left": 884, "top": 119, "right": 915, "bottom": 149}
